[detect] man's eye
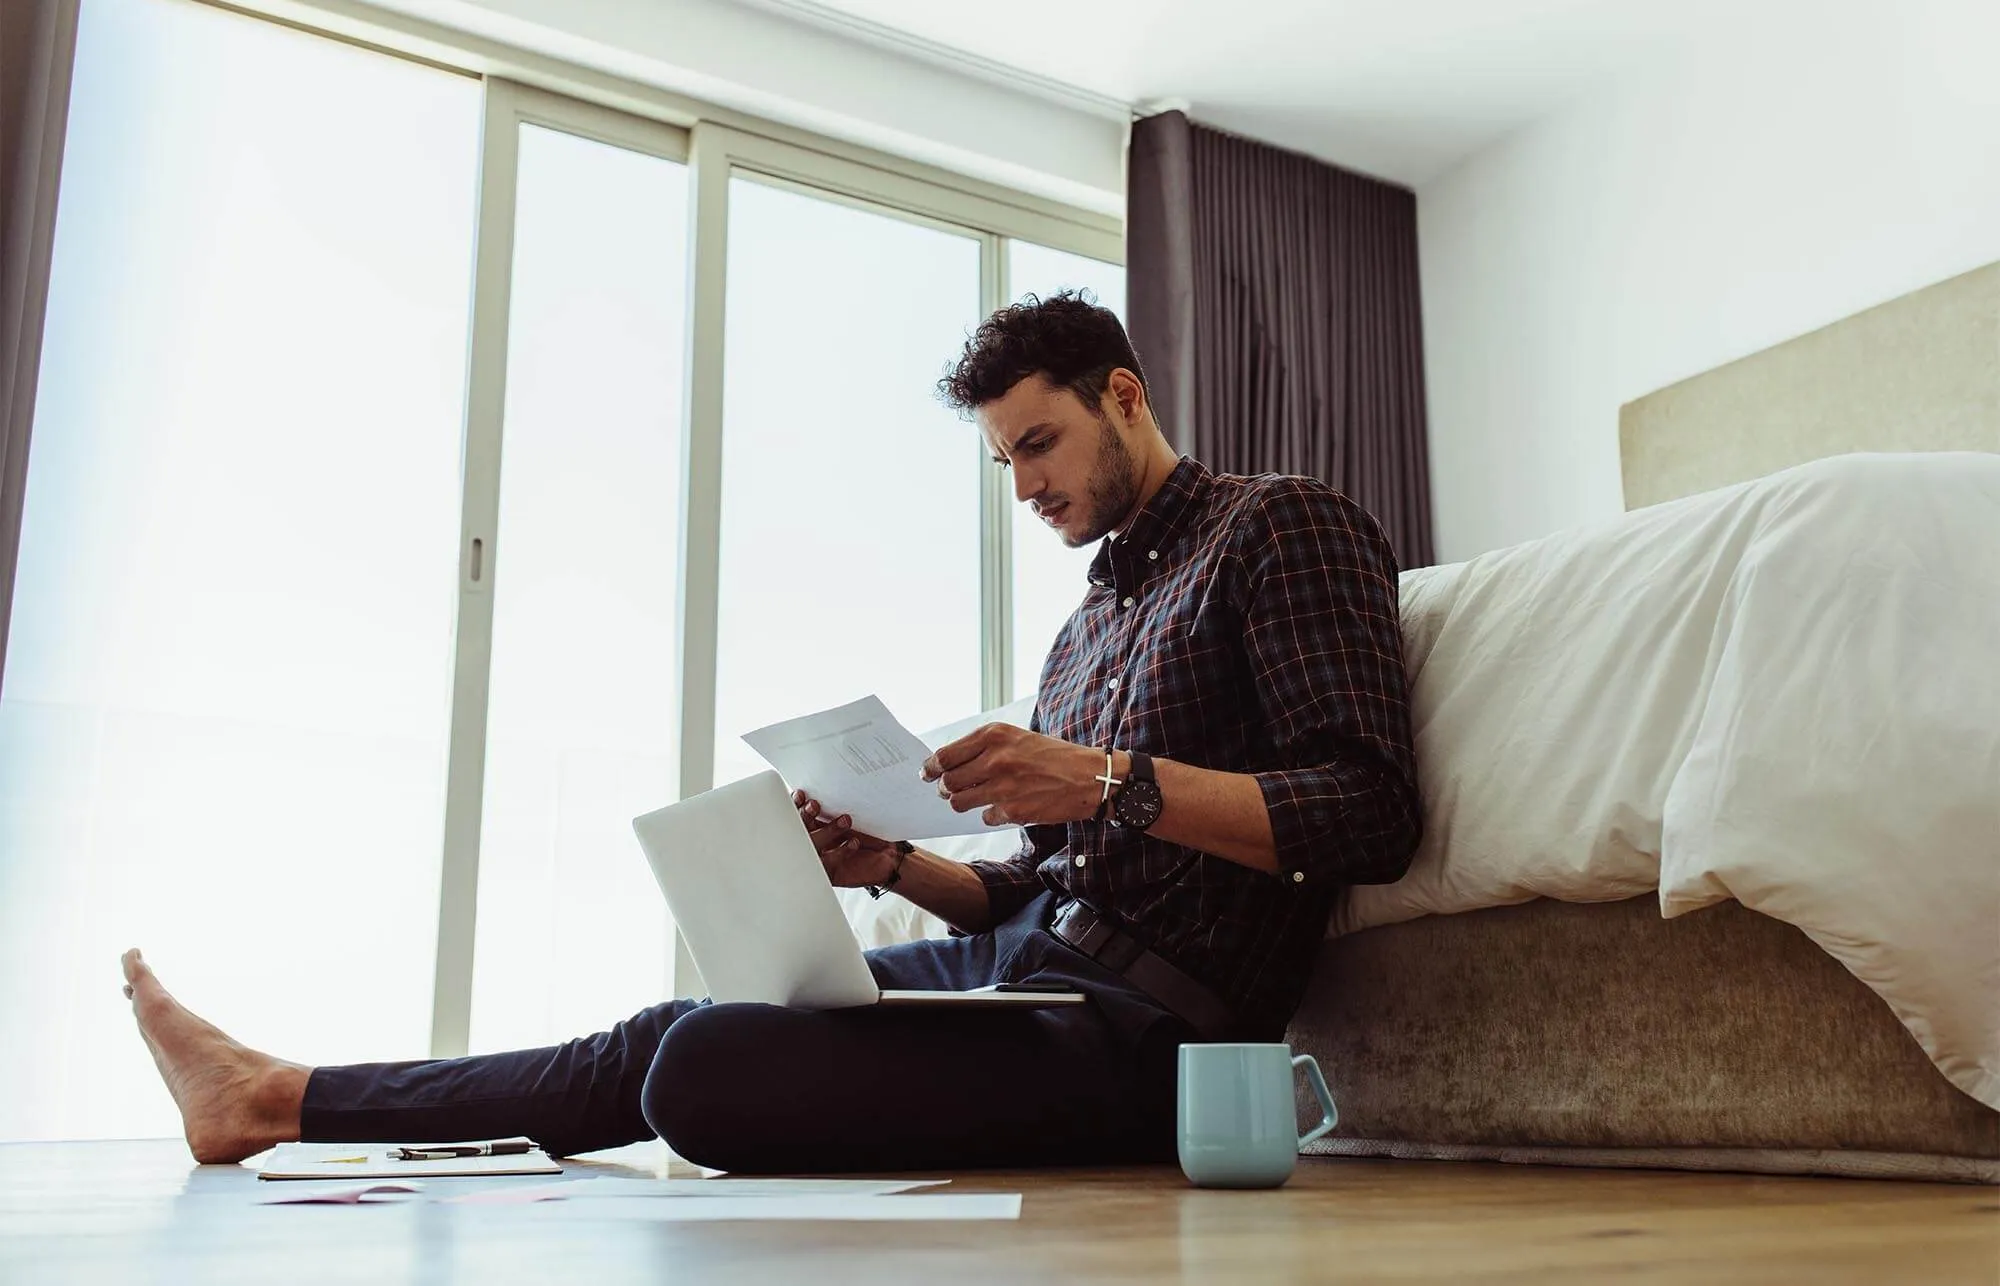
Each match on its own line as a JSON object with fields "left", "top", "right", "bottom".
{"left": 1028, "top": 438, "right": 1053, "bottom": 454}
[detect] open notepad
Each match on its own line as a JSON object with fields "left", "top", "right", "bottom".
{"left": 257, "top": 1141, "right": 562, "bottom": 1180}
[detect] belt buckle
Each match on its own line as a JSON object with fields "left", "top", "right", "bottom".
{"left": 1054, "top": 902, "right": 1096, "bottom": 952}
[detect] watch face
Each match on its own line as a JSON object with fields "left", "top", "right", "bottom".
{"left": 1116, "top": 779, "right": 1164, "bottom": 831}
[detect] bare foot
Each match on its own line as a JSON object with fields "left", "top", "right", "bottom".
{"left": 121, "top": 949, "right": 311, "bottom": 1164}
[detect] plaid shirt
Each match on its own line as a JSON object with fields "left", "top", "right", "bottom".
{"left": 969, "top": 456, "right": 1421, "bottom": 1037}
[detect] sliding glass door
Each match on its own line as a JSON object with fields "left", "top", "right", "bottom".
{"left": 0, "top": 0, "right": 481, "bottom": 1141}
{"left": 467, "top": 118, "right": 691, "bottom": 1055}
{"left": 0, "top": 0, "right": 1122, "bottom": 1141}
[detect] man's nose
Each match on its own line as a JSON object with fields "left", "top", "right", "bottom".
{"left": 1013, "top": 467, "right": 1039, "bottom": 506}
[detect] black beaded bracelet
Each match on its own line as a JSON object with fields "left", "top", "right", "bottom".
{"left": 866, "top": 841, "right": 916, "bottom": 901}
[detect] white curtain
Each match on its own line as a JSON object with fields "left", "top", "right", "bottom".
{"left": 0, "top": 0, "right": 79, "bottom": 687}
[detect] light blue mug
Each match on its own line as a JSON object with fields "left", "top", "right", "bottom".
{"left": 1177, "top": 1043, "right": 1338, "bottom": 1188}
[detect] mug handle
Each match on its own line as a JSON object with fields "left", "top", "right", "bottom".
{"left": 1292, "top": 1054, "right": 1339, "bottom": 1148}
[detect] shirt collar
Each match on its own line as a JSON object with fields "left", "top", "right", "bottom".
{"left": 1087, "top": 455, "right": 1210, "bottom": 590}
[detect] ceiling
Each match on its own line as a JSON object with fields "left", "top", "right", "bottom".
{"left": 738, "top": 0, "right": 1754, "bottom": 187}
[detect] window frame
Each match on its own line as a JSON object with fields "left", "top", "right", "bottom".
{"left": 427, "top": 79, "right": 697, "bottom": 1058}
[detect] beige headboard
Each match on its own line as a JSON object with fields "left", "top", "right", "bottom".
{"left": 1619, "top": 261, "right": 2000, "bottom": 509}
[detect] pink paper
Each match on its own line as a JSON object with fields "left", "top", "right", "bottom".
{"left": 261, "top": 1182, "right": 424, "bottom": 1205}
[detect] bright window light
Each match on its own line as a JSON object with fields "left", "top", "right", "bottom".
{"left": 468, "top": 124, "right": 689, "bottom": 1054}
{"left": 0, "top": 0, "right": 480, "bottom": 1140}
{"left": 711, "top": 178, "right": 985, "bottom": 787}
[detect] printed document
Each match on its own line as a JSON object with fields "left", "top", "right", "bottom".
{"left": 741, "top": 695, "right": 1008, "bottom": 842}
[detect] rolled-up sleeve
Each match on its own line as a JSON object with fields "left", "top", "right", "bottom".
{"left": 964, "top": 823, "right": 1059, "bottom": 928}
{"left": 1235, "top": 480, "right": 1421, "bottom": 887}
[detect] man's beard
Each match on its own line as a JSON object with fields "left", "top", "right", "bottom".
{"left": 1067, "top": 419, "right": 1140, "bottom": 548}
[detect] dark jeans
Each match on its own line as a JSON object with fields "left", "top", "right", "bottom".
{"left": 301, "top": 894, "right": 1193, "bottom": 1172}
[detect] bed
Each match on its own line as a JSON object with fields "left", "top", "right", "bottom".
{"left": 1291, "top": 259, "right": 2000, "bottom": 1184}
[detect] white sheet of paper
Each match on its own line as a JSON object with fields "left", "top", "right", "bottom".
{"left": 742, "top": 695, "right": 1006, "bottom": 841}
{"left": 259, "top": 1181, "right": 424, "bottom": 1205}
{"left": 528, "top": 1194, "right": 1021, "bottom": 1222}
{"left": 445, "top": 1177, "right": 948, "bottom": 1205}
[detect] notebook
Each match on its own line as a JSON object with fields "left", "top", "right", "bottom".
{"left": 256, "top": 1140, "right": 563, "bottom": 1180}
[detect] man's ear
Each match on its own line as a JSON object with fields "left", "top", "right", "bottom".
{"left": 1108, "top": 367, "right": 1146, "bottom": 425}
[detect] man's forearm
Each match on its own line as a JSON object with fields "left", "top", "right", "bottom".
{"left": 1132, "top": 754, "right": 1280, "bottom": 874}
{"left": 890, "top": 847, "right": 996, "bottom": 934}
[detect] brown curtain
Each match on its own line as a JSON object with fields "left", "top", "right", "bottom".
{"left": 1127, "top": 110, "right": 1435, "bottom": 568}
{"left": 0, "top": 0, "right": 79, "bottom": 686}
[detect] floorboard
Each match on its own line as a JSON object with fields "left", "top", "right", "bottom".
{"left": 2, "top": 1139, "right": 1994, "bottom": 1284}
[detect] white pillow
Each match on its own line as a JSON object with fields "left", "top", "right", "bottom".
{"left": 834, "top": 695, "right": 1037, "bottom": 947}
{"left": 1333, "top": 476, "right": 1766, "bottom": 935}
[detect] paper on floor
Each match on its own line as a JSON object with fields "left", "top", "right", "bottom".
{"left": 259, "top": 1182, "right": 423, "bottom": 1205}
{"left": 444, "top": 1177, "right": 948, "bottom": 1205}
{"left": 525, "top": 1194, "right": 1021, "bottom": 1222}
{"left": 742, "top": 695, "right": 1006, "bottom": 841}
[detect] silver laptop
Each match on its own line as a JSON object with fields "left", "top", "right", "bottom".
{"left": 632, "top": 770, "right": 1083, "bottom": 1011}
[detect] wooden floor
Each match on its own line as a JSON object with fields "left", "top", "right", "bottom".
{"left": 1, "top": 1139, "right": 1994, "bottom": 1284}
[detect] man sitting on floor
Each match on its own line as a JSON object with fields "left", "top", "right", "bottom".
{"left": 122, "top": 292, "right": 1421, "bottom": 1173}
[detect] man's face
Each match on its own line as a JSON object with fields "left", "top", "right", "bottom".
{"left": 977, "top": 373, "right": 1141, "bottom": 549}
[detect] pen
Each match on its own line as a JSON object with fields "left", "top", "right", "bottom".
{"left": 389, "top": 1140, "right": 534, "bottom": 1161}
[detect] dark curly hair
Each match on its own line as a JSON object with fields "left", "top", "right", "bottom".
{"left": 937, "top": 290, "right": 1149, "bottom": 416}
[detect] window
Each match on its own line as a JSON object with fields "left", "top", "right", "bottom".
{"left": 467, "top": 124, "right": 690, "bottom": 1055}
{"left": 0, "top": 0, "right": 480, "bottom": 1141}
{"left": 0, "top": 0, "right": 1120, "bottom": 1139}
{"left": 709, "top": 177, "right": 984, "bottom": 787}
{"left": 1005, "top": 242, "right": 1129, "bottom": 702}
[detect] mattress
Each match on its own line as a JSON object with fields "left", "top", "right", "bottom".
{"left": 1287, "top": 895, "right": 2000, "bottom": 1184}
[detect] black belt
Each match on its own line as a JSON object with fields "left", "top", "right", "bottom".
{"left": 1050, "top": 901, "right": 1237, "bottom": 1042}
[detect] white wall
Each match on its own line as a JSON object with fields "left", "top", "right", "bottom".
{"left": 363, "top": 0, "right": 1127, "bottom": 214}
{"left": 1416, "top": 0, "right": 2000, "bottom": 562}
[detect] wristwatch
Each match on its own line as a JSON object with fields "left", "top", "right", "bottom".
{"left": 866, "top": 841, "right": 916, "bottom": 901}
{"left": 1111, "top": 751, "right": 1164, "bottom": 831}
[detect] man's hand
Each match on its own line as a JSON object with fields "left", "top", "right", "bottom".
{"left": 920, "top": 724, "right": 1105, "bottom": 826}
{"left": 793, "top": 789, "right": 901, "bottom": 888}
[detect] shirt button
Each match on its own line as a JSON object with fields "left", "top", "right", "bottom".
{"left": 1074, "top": 855, "right": 1087, "bottom": 868}
{"left": 1121, "top": 596, "right": 1134, "bottom": 608}
{"left": 1147, "top": 550, "right": 1158, "bottom": 561}
{"left": 1292, "top": 871, "right": 1305, "bottom": 884}
{"left": 1107, "top": 677, "right": 1120, "bottom": 691}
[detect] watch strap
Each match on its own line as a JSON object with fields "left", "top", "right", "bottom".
{"left": 1112, "top": 751, "right": 1161, "bottom": 831}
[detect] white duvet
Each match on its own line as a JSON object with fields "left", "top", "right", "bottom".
{"left": 1337, "top": 453, "right": 2000, "bottom": 1110}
